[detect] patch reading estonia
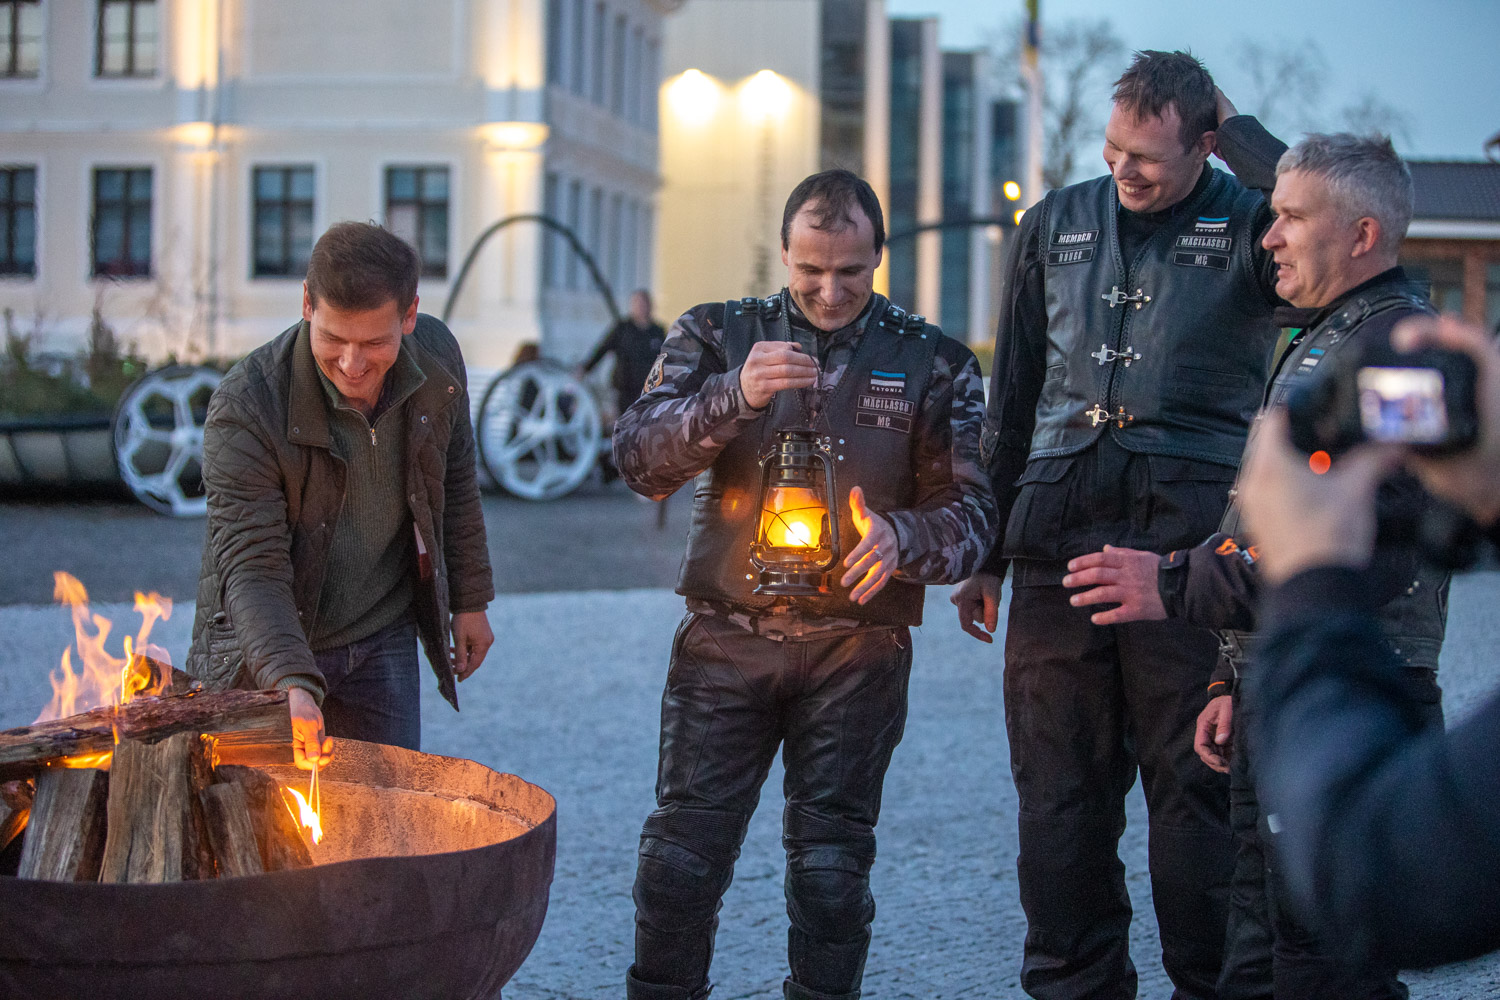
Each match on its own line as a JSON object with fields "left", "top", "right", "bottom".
{"left": 1176, "top": 235, "right": 1232, "bottom": 252}
{"left": 1173, "top": 251, "right": 1230, "bottom": 271}
{"left": 1052, "top": 229, "right": 1099, "bottom": 246}
{"left": 1194, "top": 216, "right": 1230, "bottom": 232}
{"left": 856, "top": 394, "right": 914, "bottom": 433}
{"left": 1048, "top": 247, "right": 1095, "bottom": 265}
{"left": 866, "top": 370, "right": 907, "bottom": 395}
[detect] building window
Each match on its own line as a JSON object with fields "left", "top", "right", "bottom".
{"left": 627, "top": 26, "right": 643, "bottom": 124}
{"left": 95, "top": 0, "right": 157, "bottom": 78}
{"left": 607, "top": 192, "right": 622, "bottom": 290}
{"left": 385, "top": 166, "right": 449, "bottom": 279}
{"left": 545, "top": 0, "right": 564, "bottom": 86}
{"left": 1, "top": 0, "right": 42, "bottom": 78}
{"left": 565, "top": 179, "right": 581, "bottom": 289}
{"left": 91, "top": 167, "right": 151, "bottom": 278}
{"left": 569, "top": 0, "right": 585, "bottom": 95}
{"left": 644, "top": 38, "right": 659, "bottom": 133}
{"left": 0, "top": 166, "right": 36, "bottom": 276}
{"left": 542, "top": 171, "right": 560, "bottom": 289}
{"left": 251, "top": 166, "right": 314, "bottom": 278}
{"left": 610, "top": 14, "right": 626, "bottom": 116}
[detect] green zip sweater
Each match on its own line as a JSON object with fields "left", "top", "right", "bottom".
{"left": 310, "top": 340, "right": 426, "bottom": 652}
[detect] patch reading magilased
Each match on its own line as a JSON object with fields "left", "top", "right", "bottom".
{"left": 1176, "top": 235, "right": 1232, "bottom": 252}
{"left": 1173, "top": 251, "right": 1230, "bottom": 271}
{"left": 1047, "top": 247, "right": 1095, "bottom": 266}
{"left": 1052, "top": 229, "right": 1099, "bottom": 246}
{"left": 856, "top": 394, "right": 914, "bottom": 434}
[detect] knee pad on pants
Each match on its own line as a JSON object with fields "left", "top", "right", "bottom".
{"left": 785, "top": 855, "right": 874, "bottom": 942}
{"left": 634, "top": 806, "right": 746, "bottom": 930}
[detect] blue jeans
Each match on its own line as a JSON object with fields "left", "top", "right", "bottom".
{"left": 313, "top": 617, "right": 421, "bottom": 750}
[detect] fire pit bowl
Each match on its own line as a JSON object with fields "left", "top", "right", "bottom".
{"left": 0, "top": 738, "right": 556, "bottom": 1000}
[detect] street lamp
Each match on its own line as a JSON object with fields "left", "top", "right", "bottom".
{"left": 666, "top": 68, "right": 721, "bottom": 127}
{"left": 739, "top": 69, "right": 793, "bottom": 123}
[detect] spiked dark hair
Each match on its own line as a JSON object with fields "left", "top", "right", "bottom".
{"left": 1111, "top": 50, "right": 1219, "bottom": 150}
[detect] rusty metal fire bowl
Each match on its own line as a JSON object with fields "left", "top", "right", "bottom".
{"left": 0, "top": 738, "right": 557, "bottom": 1000}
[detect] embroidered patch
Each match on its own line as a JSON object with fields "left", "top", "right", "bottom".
{"left": 1173, "top": 251, "right": 1230, "bottom": 270}
{"left": 857, "top": 394, "right": 914, "bottom": 416}
{"left": 1296, "top": 347, "right": 1325, "bottom": 373}
{"left": 856, "top": 411, "right": 913, "bottom": 433}
{"left": 1052, "top": 229, "right": 1099, "bottom": 246}
{"left": 643, "top": 353, "right": 666, "bottom": 393}
{"left": 1047, "top": 247, "right": 1095, "bottom": 266}
{"left": 1194, "top": 216, "right": 1230, "bottom": 232}
{"left": 1176, "top": 235, "right": 1232, "bottom": 252}
{"left": 866, "top": 370, "right": 907, "bottom": 395}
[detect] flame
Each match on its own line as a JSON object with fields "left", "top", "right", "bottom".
{"left": 37, "top": 572, "right": 173, "bottom": 724}
{"left": 759, "top": 487, "right": 827, "bottom": 550}
{"left": 49, "top": 751, "right": 115, "bottom": 770}
{"left": 282, "top": 770, "right": 324, "bottom": 845}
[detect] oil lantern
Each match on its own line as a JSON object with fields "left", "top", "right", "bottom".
{"left": 750, "top": 428, "right": 840, "bottom": 595}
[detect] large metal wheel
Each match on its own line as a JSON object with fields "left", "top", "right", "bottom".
{"left": 111, "top": 364, "right": 222, "bottom": 517}
{"left": 476, "top": 361, "right": 602, "bottom": 501}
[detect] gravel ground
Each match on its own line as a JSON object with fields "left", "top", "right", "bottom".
{"left": 3, "top": 576, "right": 1500, "bottom": 998}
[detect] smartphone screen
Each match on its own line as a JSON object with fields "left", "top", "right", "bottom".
{"left": 1357, "top": 366, "right": 1449, "bottom": 444}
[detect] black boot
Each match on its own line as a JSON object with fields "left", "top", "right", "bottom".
{"left": 783, "top": 979, "right": 859, "bottom": 1000}
{"left": 626, "top": 965, "right": 711, "bottom": 1000}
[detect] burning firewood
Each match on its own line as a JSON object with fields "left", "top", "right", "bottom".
{"left": 17, "top": 768, "right": 109, "bottom": 882}
{"left": 199, "top": 782, "right": 264, "bottom": 878}
{"left": 99, "top": 732, "right": 208, "bottom": 883}
{"left": 0, "top": 689, "right": 291, "bottom": 782}
{"left": 213, "top": 764, "right": 315, "bottom": 871}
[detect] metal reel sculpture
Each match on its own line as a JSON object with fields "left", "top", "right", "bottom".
{"left": 111, "top": 365, "right": 223, "bottom": 517}
{"left": 476, "top": 361, "right": 603, "bottom": 501}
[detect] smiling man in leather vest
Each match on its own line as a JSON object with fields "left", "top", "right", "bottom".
{"left": 614, "top": 170, "right": 995, "bottom": 1000}
{"left": 1060, "top": 132, "right": 1446, "bottom": 1000}
{"left": 952, "top": 52, "right": 1284, "bottom": 998}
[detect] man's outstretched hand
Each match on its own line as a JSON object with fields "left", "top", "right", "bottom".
{"left": 1062, "top": 545, "right": 1167, "bottom": 625}
{"left": 951, "top": 572, "right": 1002, "bottom": 643}
{"left": 841, "top": 486, "right": 898, "bottom": 605}
{"left": 288, "top": 687, "right": 333, "bottom": 771}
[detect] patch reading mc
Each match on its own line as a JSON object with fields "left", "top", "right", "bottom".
{"left": 1047, "top": 247, "right": 1095, "bottom": 266}
{"left": 856, "top": 394, "right": 914, "bottom": 434}
{"left": 1173, "top": 250, "right": 1230, "bottom": 271}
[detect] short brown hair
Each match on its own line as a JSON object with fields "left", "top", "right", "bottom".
{"left": 1112, "top": 50, "right": 1218, "bottom": 150}
{"left": 781, "top": 169, "right": 885, "bottom": 253}
{"left": 305, "top": 222, "right": 420, "bottom": 312}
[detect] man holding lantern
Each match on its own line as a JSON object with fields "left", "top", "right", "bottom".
{"left": 614, "top": 169, "right": 995, "bottom": 1000}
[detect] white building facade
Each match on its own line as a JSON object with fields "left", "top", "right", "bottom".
{"left": 0, "top": 0, "right": 672, "bottom": 370}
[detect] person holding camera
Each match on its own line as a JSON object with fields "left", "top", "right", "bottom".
{"left": 1060, "top": 132, "right": 1449, "bottom": 998}
{"left": 1235, "top": 312, "right": 1500, "bottom": 970}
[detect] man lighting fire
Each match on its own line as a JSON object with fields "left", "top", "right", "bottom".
{"left": 613, "top": 169, "right": 995, "bottom": 1000}
{"left": 186, "top": 222, "right": 495, "bottom": 769}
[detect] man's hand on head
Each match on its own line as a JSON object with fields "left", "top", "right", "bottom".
{"left": 1237, "top": 409, "right": 1398, "bottom": 586}
{"left": 840, "top": 486, "right": 898, "bottom": 605}
{"left": 951, "top": 572, "right": 1002, "bottom": 643}
{"left": 1062, "top": 545, "right": 1167, "bottom": 625}
{"left": 451, "top": 610, "right": 494, "bottom": 682}
{"left": 288, "top": 687, "right": 333, "bottom": 771}
{"left": 738, "top": 341, "right": 819, "bottom": 410}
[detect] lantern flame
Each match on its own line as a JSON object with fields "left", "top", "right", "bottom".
{"left": 38, "top": 572, "right": 173, "bottom": 725}
{"left": 760, "top": 486, "right": 828, "bottom": 550}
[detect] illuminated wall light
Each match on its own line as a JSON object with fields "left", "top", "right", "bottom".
{"left": 481, "top": 122, "right": 550, "bottom": 152}
{"left": 739, "top": 69, "right": 793, "bottom": 123}
{"left": 1003, "top": 180, "right": 1022, "bottom": 201}
{"left": 666, "top": 69, "right": 722, "bottom": 127}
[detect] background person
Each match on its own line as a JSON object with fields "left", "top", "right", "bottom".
{"left": 186, "top": 222, "right": 495, "bottom": 769}
{"left": 580, "top": 288, "right": 667, "bottom": 420}
{"left": 1061, "top": 132, "right": 1448, "bottom": 999}
{"left": 614, "top": 169, "right": 994, "bottom": 1000}
{"left": 1235, "top": 313, "right": 1500, "bottom": 969}
{"left": 952, "top": 52, "right": 1284, "bottom": 998}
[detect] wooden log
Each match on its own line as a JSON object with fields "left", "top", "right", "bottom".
{"left": 199, "top": 782, "right": 265, "bottom": 878}
{"left": 0, "top": 689, "right": 289, "bottom": 781}
{"left": 16, "top": 768, "right": 109, "bottom": 881}
{"left": 213, "top": 765, "right": 314, "bottom": 871}
{"left": 185, "top": 735, "right": 217, "bottom": 879}
{"left": 99, "top": 733, "right": 202, "bottom": 883}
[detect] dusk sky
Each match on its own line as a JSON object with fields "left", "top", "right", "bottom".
{"left": 885, "top": 0, "right": 1499, "bottom": 161}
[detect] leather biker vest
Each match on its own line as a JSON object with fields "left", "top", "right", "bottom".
{"left": 676, "top": 294, "right": 938, "bottom": 626}
{"left": 1221, "top": 277, "right": 1449, "bottom": 671}
{"left": 1030, "top": 168, "right": 1279, "bottom": 465}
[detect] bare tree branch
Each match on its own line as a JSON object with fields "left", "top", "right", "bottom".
{"left": 1339, "top": 93, "right": 1414, "bottom": 149}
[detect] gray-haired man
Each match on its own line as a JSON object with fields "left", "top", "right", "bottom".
{"left": 1061, "top": 127, "right": 1449, "bottom": 999}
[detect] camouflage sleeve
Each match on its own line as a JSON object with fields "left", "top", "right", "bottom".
{"left": 611, "top": 303, "right": 763, "bottom": 500}
{"left": 881, "top": 339, "right": 999, "bottom": 585}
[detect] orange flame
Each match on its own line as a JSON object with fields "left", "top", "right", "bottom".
{"left": 283, "top": 771, "right": 324, "bottom": 845}
{"left": 38, "top": 572, "right": 173, "bottom": 724}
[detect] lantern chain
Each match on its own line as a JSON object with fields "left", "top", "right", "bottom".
{"left": 778, "top": 288, "right": 825, "bottom": 429}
